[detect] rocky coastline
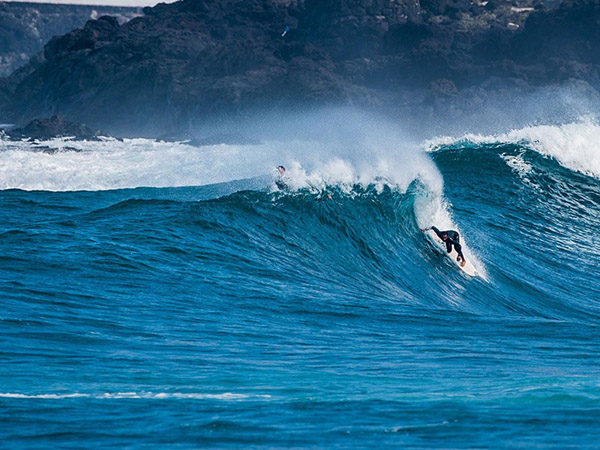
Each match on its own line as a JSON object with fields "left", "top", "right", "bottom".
{"left": 0, "top": 1, "right": 141, "bottom": 77}
{"left": 1, "top": 0, "right": 598, "bottom": 139}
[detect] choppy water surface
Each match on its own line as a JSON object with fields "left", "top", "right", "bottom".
{"left": 1, "top": 121, "right": 599, "bottom": 448}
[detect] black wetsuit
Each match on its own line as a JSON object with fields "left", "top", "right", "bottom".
{"left": 275, "top": 179, "right": 288, "bottom": 190}
{"left": 430, "top": 226, "right": 465, "bottom": 262}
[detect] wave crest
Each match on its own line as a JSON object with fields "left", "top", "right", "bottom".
{"left": 426, "top": 120, "right": 600, "bottom": 179}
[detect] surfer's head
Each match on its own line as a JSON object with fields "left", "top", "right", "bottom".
{"left": 277, "top": 165, "right": 286, "bottom": 176}
{"left": 441, "top": 233, "right": 448, "bottom": 241}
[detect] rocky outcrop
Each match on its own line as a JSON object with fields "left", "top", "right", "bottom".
{"left": 0, "top": 1, "right": 141, "bottom": 77}
{"left": 7, "top": 114, "right": 100, "bottom": 140}
{"left": 1, "top": 0, "right": 597, "bottom": 137}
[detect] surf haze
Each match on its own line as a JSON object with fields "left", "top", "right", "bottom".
{"left": 1, "top": 1, "right": 600, "bottom": 449}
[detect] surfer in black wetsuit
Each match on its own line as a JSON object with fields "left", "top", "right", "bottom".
{"left": 275, "top": 165, "right": 288, "bottom": 190}
{"left": 421, "top": 226, "right": 467, "bottom": 267}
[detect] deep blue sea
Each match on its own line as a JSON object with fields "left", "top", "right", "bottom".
{"left": 1, "top": 119, "right": 600, "bottom": 448}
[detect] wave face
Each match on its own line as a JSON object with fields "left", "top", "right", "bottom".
{"left": 2, "top": 122, "right": 600, "bottom": 448}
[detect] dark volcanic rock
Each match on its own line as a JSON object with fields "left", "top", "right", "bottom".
{"left": 8, "top": 114, "right": 100, "bottom": 140}
{"left": 2, "top": 0, "right": 597, "bottom": 137}
{"left": 7, "top": 0, "right": 367, "bottom": 135}
{"left": 0, "top": 1, "right": 141, "bottom": 77}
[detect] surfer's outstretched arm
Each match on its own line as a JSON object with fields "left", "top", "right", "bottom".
{"left": 429, "top": 226, "right": 445, "bottom": 240}
{"left": 421, "top": 226, "right": 445, "bottom": 240}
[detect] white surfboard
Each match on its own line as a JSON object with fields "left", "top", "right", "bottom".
{"left": 426, "top": 229, "right": 478, "bottom": 277}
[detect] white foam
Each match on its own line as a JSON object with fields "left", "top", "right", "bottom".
{"left": 501, "top": 151, "right": 532, "bottom": 177}
{"left": 0, "top": 120, "right": 441, "bottom": 194}
{"left": 500, "top": 151, "right": 543, "bottom": 191}
{"left": 0, "top": 392, "right": 271, "bottom": 400}
{"left": 425, "top": 120, "right": 600, "bottom": 179}
{"left": 0, "top": 137, "right": 277, "bottom": 191}
{"left": 0, "top": 393, "right": 88, "bottom": 399}
{"left": 278, "top": 150, "right": 441, "bottom": 196}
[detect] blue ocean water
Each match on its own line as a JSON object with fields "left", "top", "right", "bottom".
{"left": 1, "top": 126, "right": 600, "bottom": 448}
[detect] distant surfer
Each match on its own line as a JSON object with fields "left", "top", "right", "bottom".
{"left": 275, "top": 165, "right": 289, "bottom": 190}
{"left": 275, "top": 165, "right": 333, "bottom": 200}
{"left": 421, "top": 226, "right": 466, "bottom": 267}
